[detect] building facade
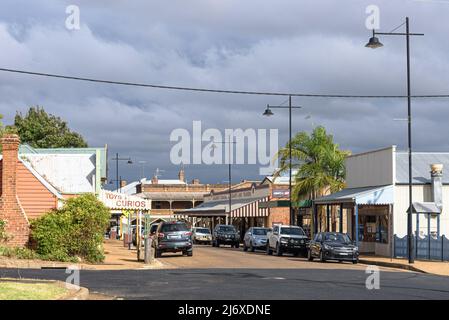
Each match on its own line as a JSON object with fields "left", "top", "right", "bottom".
{"left": 314, "top": 146, "right": 449, "bottom": 256}
{"left": 0, "top": 134, "right": 108, "bottom": 247}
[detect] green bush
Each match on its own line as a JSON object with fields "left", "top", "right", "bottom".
{"left": 0, "top": 246, "right": 40, "bottom": 260}
{"left": 0, "top": 220, "right": 7, "bottom": 242}
{"left": 30, "top": 193, "right": 111, "bottom": 263}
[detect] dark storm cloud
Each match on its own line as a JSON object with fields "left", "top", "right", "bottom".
{"left": 0, "top": 0, "right": 448, "bottom": 184}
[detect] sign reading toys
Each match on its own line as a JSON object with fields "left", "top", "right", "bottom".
{"left": 99, "top": 190, "right": 151, "bottom": 210}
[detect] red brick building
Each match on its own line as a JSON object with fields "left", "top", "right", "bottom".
{"left": 0, "top": 134, "right": 107, "bottom": 247}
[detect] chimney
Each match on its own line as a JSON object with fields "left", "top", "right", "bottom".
{"left": 178, "top": 169, "right": 185, "bottom": 182}
{"left": 0, "top": 134, "right": 30, "bottom": 247}
{"left": 120, "top": 180, "right": 127, "bottom": 188}
{"left": 430, "top": 164, "right": 443, "bottom": 210}
{"left": 191, "top": 179, "right": 200, "bottom": 185}
{"left": 151, "top": 175, "right": 158, "bottom": 184}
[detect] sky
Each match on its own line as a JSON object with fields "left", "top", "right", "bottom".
{"left": 1, "top": 0, "right": 449, "bottom": 186}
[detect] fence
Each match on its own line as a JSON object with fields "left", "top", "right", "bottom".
{"left": 394, "top": 234, "right": 449, "bottom": 261}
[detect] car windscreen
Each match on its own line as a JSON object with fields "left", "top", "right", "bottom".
{"left": 196, "top": 228, "right": 210, "bottom": 234}
{"left": 218, "top": 226, "right": 236, "bottom": 233}
{"left": 323, "top": 233, "right": 351, "bottom": 244}
{"left": 160, "top": 223, "right": 188, "bottom": 233}
{"left": 252, "top": 228, "right": 268, "bottom": 236}
{"left": 281, "top": 227, "right": 305, "bottom": 236}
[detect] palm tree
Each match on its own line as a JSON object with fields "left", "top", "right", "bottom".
{"left": 274, "top": 126, "right": 349, "bottom": 202}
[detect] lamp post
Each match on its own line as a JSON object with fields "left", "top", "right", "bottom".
{"left": 211, "top": 140, "right": 236, "bottom": 225}
{"left": 110, "top": 153, "right": 132, "bottom": 240}
{"left": 263, "top": 95, "right": 302, "bottom": 225}
{"left": 365, "top": 17, "right": 423, "bottom": 264}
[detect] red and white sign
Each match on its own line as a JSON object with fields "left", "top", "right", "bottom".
{"left": 99, "top": 190, "right": 151, "bottom": 210}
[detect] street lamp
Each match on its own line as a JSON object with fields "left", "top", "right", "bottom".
{"left": 211, "top": 140, "right": 236, "bottom": 225}
{"left": 110, "top": 153, "right": 132, "bottom": 240}
{"left": 263, "top": 96, "right": 302, "bottom": 226}
{"left": 365, "top": 17, "right": 424, "bottom": 264}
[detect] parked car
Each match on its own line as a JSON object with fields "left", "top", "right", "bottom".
{"left": 212, "top": 224, "right": 240, "bottom": 248}
{"left": 192, "top": 227, "right": 212, "bottom": 245}
{"left": 243, "top": 227, "right": 271, "bottom": 252}
{"left": 153, "top": 221, "right": 193, "bottom": 257}
{"left": 308, "top": 232, "right": 359, "bottom": 263}
{"left": 266, "top": 225, "right": 308, "bottom": 256}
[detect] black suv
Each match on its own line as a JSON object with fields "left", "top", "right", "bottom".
{"left": 212, "top": 224, "right": 240, "bottom": 248}
{"left": 153, "top": 221, "right": 193, "bottom": 257}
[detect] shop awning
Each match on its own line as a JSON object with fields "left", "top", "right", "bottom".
{"left": 314, "top": 185, "right": 394, "bottom": 205}
{"left": 408, "top": 202, "right": 441, "bottom": 214}
{"left": 175, "top": 196, "right": 269, "bottom": 218}
{"left": 259, "top": 200, "right": 312, "bottom": 208}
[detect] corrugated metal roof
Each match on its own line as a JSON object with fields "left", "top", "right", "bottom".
{"left": 396, "top": 152, "right": 449, "bottom": 184}
{"left": 137, "top": 192, "right": 205, "bottom": 201}
{"left": 314, "top": 185, "right": 393, "bottom": 205}
{"left": 408, "top": 202, "right": 441, "bottom": 214}
{"left": 176, "top": 196, "right": 262, "bottom": 214}
{"left": 20, "top": 153, "right": 96, "bottom": 194}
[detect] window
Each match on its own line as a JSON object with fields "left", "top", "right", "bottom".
{"left": 358, "top": 214, "right": 389, "bottom": 244}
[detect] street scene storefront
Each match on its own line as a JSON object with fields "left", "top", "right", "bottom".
{"left": 176, "top": 184, "right": 271, "bottom": 236}
{"left": 99, "top": 190, "right": 151, "bottom": 247}
{"left": 314, "top": 185, "right": 393, "bottom": 256}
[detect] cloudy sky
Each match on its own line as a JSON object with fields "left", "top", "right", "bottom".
{"left": 1, "top": 0, "right": 449, "bottom": 186}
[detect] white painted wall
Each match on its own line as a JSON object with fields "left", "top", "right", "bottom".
{"left": 346, "top": 146, "right": 395, "bottom": 188}
{"left": 394, "top": 185, "right": 449, "bottom": 237}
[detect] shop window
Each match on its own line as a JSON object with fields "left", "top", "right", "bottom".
{"left": 358, "top": 214, "right": 389, "bottom": 243}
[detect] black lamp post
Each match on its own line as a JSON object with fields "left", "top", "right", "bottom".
{"left": 365, "top": 17, "right": 423, "bottom": 264}
{"left": 263, "top": 95, "right": 302, "bottom": 225}
{"left": 211, "top": 140, "right": 236, "bottom": 225}
{"left": 110, "top": 153, "right": 132, "bottom": 240}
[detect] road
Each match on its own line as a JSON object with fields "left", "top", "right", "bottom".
{"left": 1, "top": 245, "right": 449, "bottom": 299}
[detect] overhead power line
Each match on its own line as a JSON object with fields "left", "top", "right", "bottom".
{"left": 1, "top": 67, "right": 449, "bottom": 99}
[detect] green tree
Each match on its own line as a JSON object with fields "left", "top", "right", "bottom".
{"left": 275, "top": 126, "right": 350, "bottom": 201}
{"left": 14, "top": 106, "right": 88, "bottom": 148}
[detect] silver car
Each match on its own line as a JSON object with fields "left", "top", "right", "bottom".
{"left": 192, "top": 227, "right": 212, "bottom": 245}
{"left": 243, "top": 227, "right": 270, "bottom": 252}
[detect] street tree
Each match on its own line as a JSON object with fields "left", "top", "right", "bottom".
{"left": 14, "top": 106, "right": 88, "bottom": 148}
{"left": 275, "top": 126, "right": 349, "bottom": 201}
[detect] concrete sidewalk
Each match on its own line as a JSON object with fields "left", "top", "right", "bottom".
{"left": 359, "top": 255, "right": 449, "bottom": 276}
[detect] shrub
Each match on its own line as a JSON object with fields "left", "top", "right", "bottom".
{"left": 0, "top": 220, "right": 7, "bottom": 242}
{"left": 30, "top": 193, "right": 111, "bottom": 263}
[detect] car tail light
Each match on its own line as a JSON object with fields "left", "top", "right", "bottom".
{"left": 158, "top": 233, "right": 165, "bottom": 238}
{"left": 185, "top": 232, "right": 192, "bottom": 237}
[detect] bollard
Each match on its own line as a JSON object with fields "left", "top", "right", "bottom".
{"left": 144, "top": 237, "right": 153, "bottom": 264}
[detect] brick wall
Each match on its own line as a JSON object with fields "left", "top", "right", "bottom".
{"left": 0, "top": 134, "right": 30, "bottom": 247}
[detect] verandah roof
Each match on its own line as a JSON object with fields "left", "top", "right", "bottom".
{"left": 314, "top": 185, "right": 394, "bottom": 205}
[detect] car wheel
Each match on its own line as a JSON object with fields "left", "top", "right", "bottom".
{"left": 243, "top": 243, "right": 248, "bottom": 251}
{"left": 275, "top": 243, "right": 283, "bottom": 256}
{"left": 319, "top": 250, "right": 326, "bottom": 263}
{"left": 266, "top": 244, "right": 273, "bottom": 255}
{"left": 293, "top": 251, "right": 299, "bottom": 257}
{"left": 307, "top": 249, "right": 314, "bottom": 261}
{"left": 235, "top": 242, "right": 240, "bottom": 249}
{"left": 352, "top": 259, "right": 358, "bottom": 264}
{"left": 216, "top": 240, "right": 220, "bottom": 248}
{"left": 250, "top": 242, "right": 255, "bottom": 252}
{"left": 187, "top": 250, "right": 193, "bottom": 257}
{"left": 155, "top": 249, "right": 162, "bottom": 258}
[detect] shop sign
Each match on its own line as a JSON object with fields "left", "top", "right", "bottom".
{"left": 272, "top": 189, "right": 290, "bottom": 198}
{"left": 99, "top": 190, "right": 150, "bottom": 210}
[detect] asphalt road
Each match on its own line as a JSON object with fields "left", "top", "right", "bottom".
{"left": 1, "top": 245, "right": 449, "bottom": 299}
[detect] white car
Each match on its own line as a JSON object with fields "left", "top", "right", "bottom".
{"left": 266, "top": 225, "right": 308, "bottom": 256}
{"left": 192, "top": 227, "right": 212, "bottom": 245}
